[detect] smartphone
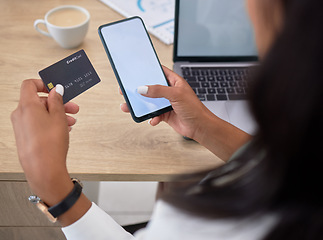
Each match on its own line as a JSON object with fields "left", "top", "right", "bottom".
{"left": 98, "top": 16, "right": 172, "bottom": 123}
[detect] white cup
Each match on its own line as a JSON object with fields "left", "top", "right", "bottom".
{"left": 34, "top": 5, "right": 90, "bottom": 49}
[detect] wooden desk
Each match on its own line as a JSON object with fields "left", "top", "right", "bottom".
{"left": 0, "top": 0, "right": 223, "bottom": 239}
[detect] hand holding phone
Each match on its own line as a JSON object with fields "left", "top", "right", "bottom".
{"left": 98, "top": 17, "right": 172, "bottom": 123}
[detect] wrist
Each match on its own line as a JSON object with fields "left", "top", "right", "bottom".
{"left": 194, "top": 112, "right": 251, "bottom": 161}
{"left": 48, "top": 178, "right": 83, "bottom": 218}
{"left": 58, "top": 193, "right": 92, "bottom": 227}
{"left": 192, "top": 110, "right": 218, "bottom": 143}
{"left": 29, "top": 178, "right": 92, "bottom": 227}
{"left": 37, "top": 173, "right": 74, "bottom": 207}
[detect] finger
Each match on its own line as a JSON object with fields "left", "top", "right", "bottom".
{"left": 120, "top": 103, "right": 130, "bottom": 113}
{"left": 149, "top": 116, "right": 162, "bottom": 126}
{"left": 162, "top": 66, "right": 181, "bottom": 86}
{"left": 137, "top": 84, "right": 177, "bottom": 101}
{"left": 162, "top": 65, "right": 172, "bottom": 77}
{"left": 48, "top": 84, "right": 65, "bottom": 118}
{"left": 66, "top": 115, "right": 77, "bottom": 126}
{"left": 39, "top": 96, "right": 48, "bottom": 108}
{"left": 19, "top": 79, "right": 48, "bottom": 106}
{"left": 119, "top": 87, "right": 123, "bottom": 96}
{"left": 40, "top": 95, "right": 80, "bottom": 115}
{"left": 64, "top": 102, "right": 80, "bottom": 114}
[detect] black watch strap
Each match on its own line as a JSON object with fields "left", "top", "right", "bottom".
{"left": 48, "top": 179, "right": 83, "bottom": 218}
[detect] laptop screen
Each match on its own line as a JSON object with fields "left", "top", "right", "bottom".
{"left": 173, "top": 0, "right": 258, "bottom": 62}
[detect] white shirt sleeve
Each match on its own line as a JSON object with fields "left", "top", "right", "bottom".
{"left": 142, "top": 200, "right": 278, "bottom": 240}
{"left": 62, "top": 200, "right": 278, "bottom": 240}
{"left": 62, "top": 202, "right": 135, "bottom": 240}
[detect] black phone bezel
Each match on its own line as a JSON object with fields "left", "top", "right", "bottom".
{"left": 98, "top": 16, "right": 173, "bottom": 123}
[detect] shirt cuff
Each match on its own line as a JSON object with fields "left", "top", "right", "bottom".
{"left": 62, "top": 202, "right": 135, "bottom": 240}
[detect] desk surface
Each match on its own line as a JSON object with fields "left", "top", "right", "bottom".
{"left": 0, "top": 0, "right": 223, "bottom": 182}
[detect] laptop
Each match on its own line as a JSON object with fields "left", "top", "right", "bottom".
{"left": 173, "top": 0, "right": 258, "bottom": 134}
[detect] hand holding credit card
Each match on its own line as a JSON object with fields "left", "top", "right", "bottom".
{"left": 39, "top": 49, "right": 100, "bottom": 104}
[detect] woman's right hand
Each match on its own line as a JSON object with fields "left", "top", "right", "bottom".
{"left": 120, "top": 66, "right": 215, "bottom": 140}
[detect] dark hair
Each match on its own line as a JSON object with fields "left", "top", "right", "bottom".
{"left": 162, "top": 0, "right": 323, "bottom": 239}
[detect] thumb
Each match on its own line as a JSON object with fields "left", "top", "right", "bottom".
{"left": 48, "top": 84, "right": 65, "bottom": 116}
{"left": 137, "top": 85, "right": 176, "bottom": 101}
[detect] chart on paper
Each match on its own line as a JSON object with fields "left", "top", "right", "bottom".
{"left": 99, "top": 0, "right": 175, "bottom": 45}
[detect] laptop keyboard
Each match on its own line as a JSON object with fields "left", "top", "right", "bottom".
{"left": 181, "top": 67, "right": 252, "bottom": 101}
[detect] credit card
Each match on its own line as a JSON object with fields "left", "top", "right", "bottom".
{"left": 39, "top": 49, "right": 101, "bottom": 104}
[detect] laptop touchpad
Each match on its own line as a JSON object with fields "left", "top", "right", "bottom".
{"left": 225, "top": 101, "right": 257, "bottom": 135}
{"left": 203, "top": 101, "right": 230, "bottom": 123}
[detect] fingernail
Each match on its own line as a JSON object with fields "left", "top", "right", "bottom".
{"left": 148, "top": 119, "right": 152, "bottom": 125}
{"left": 56, "top": 84, "right": 64, "bottom": 96}
{"left": 137, "top": 86, "right": 148, "bottom": 95}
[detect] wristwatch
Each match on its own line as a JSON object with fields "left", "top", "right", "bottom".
{"left": 28, "top": 178, "right": 83, "bottom": 223}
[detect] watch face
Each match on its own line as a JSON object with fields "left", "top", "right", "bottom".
{"left": 37, "top": 202, "right": 57, "bottom": 223}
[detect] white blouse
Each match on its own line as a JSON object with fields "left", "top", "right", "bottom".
{"left": 62, "top": 200, "right": 278, "bottom": 240}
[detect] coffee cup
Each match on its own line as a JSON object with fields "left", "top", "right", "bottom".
{"left": 34, "top": 5, "right": 90, "bottom": 49}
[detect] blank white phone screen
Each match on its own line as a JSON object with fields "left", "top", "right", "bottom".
{"left": 100, "top": 18, "right": 171, "bottom": 118}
